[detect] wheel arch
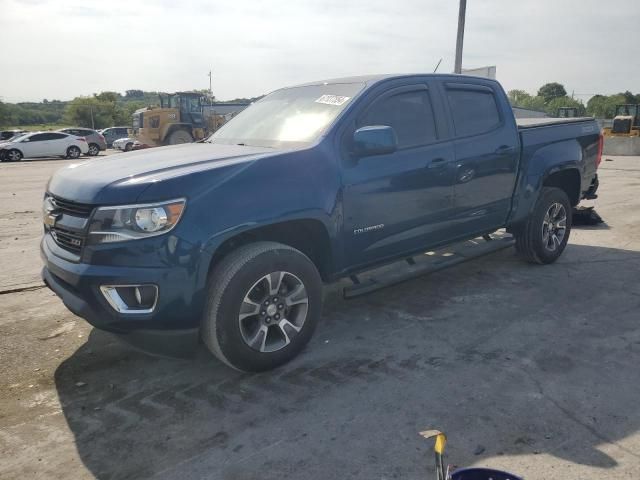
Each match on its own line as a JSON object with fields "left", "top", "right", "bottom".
{"left": 205, "top": 218, "right": 334, "bottom": 284}
{"left": 542, "top": 167, "right": 581, "bottom": 206}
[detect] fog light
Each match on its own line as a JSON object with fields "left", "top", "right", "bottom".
{"left": 100, "top": 284, "right": 158, "bottom": 314}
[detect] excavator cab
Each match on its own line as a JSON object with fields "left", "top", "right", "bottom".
{"left": 556, "top": 107, "right": 579, "bottom": 118}
{"left": 159, "top": 93, "right": 207, "bottom": 130}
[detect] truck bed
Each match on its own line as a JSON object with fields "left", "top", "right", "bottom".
{"left": 516, "top": 117, "right": 595, "bottom": 129}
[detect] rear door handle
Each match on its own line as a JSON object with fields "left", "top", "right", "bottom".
{"left": 427, "top": 158, "right": 447, "bottom": 169}
{"left": 494, "top": 145, "right": 516, "bottom": 155}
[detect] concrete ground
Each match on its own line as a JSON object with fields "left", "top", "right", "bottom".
{"left": 1, "top": 154, "right": 639, "bottom": 480}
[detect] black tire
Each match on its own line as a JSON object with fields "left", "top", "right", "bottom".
{"left": 87, "top": 143, "right": 100, "bottom": 156}
{"left": 167, "top": 129, "right": 193, "bottom": 145}
{"left": 202, "top": 242, "right": 323, "bottom": 372}
{"left": 66, "top": 146, "right": 81, "bottom": 159}
{"left": 124, "top": 142, "right": 133, "bottom": 152}
{"left": 515, "top": 187, "right": 572, "bottom": 264}
{"left": 6, "top": 149, "right": 23, "bottom": 162}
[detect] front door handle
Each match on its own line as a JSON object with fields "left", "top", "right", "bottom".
{"left": 494, "top": 145, "right": 516, "bottom": 156}
{"left": 427, "top": 158, "right": 447, "bottom": 169}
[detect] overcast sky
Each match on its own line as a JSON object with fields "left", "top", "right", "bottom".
{"left": 1, "top": 0, "right": 639, "bottom": 103}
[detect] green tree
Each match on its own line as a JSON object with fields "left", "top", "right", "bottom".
{"left": 125, "top": 89, "right": 144, "bottom": 98}
{"left": 64, "top": 96, "right": 112, "bottom": 129}
{"left": 507, "top": 89, "right": 531, "bottom": 105}
{"left": 546, "top": 96, "right": 586, "bottom": 116}
{"left": 516, "top": 95, "right": 547, "bottom": 113}
{"left": 620, "top": 91, "right": 637, "bottom": 104}
{"left": 537, "top": 83, "right": 567, "bottom": 102}
{"left": 586, "top": 94, "right": 626, "bottom": 118}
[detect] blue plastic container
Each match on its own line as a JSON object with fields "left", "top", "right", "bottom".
{"left": 451, "top": 467, "right": 523, "bottom": 480}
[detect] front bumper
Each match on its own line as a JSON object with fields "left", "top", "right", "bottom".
{"left": 41, "top": 235, "right": 203, "bottom": 335}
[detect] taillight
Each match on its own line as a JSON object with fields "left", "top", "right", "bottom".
{"left": 596, "top": 132, "right": 604, "bottom": 169}
{"left": 79, "top": 137, "right": 87, "bottom": 142}
{"left": 99, "top": 134, "right": 105, "bottom": 141}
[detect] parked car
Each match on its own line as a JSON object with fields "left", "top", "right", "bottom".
{"left": 0, "top": 130, "right": 27, "bottom": 141}
{"left": 113, "top": 137, "right": 150, "bottom": 152}
{"left": 41, "top": 74, "right": 601, "bottom": 372}
{"left": 0, "top": 131, "right": 88, "bottom": 161}
{"left": 100, "top": 126, "right": 130, "bottom": 148}
{"left": 113, "top": 137, "right": 135, "bottom": 151}
{"left": 58, "top": 127, "right": 106, "bottom": 156}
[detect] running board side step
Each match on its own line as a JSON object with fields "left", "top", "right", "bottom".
{"left": 343, "top": 232, "right": 515, "bottom": 299}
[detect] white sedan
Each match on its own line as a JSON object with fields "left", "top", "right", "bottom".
{"left": 0, "top": 131, "right": 89, "bottom": 162}
{"left": 112, "top": 137, "right": 149, "bottom": 152}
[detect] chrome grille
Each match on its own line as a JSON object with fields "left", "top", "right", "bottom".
{"left": 46, "top": 195, "right": 93, "bottom": 254}
{"left": 50, "top": 195, "right": 94, "bottom": 216}
{"left": 50, "top": 227, "right": 84, "bottom": 253}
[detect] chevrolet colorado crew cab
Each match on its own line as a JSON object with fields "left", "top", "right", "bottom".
{"left": 41, "top": 74, "right": 602, "bottom": 371}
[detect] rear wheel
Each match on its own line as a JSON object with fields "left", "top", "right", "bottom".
{"left": 124, "top": 142, "right": 133, "bottom": 152}
{"left": 6, "top": 149, "right": 22, "bottom": 162}
{"left": 202, "top": 242, "right": 323, "bottom": 372}
{"left": 87, "top": 143, "right": 100, "bottom": 156}
{"left": 166, "top": 129, "right": 193, "bottom": 145}
{"left": 515, "top": 187, "right": 572, "bottom": 264}
{"left": 66, "top": 146, "right": 81, "bottom": 159}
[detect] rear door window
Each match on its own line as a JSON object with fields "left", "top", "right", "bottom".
{"left": 446, "top": 87, "right": 501, "bottom": 137}
{"left": 28, "top": 133, "right": 49, "bottom": 142}
{"left": 359, "top": 89, "right": 438, "bottom": 148}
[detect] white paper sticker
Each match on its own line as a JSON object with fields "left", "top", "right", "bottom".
{"left": 315, "top": 95, "right": 351, "bottom": 106}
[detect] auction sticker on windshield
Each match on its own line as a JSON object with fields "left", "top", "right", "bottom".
{"left": 315, "top": 95, "right": 351, "bottom": 106}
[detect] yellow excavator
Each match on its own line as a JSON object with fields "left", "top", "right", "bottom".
{"left": 131, "top": 92, "right": 228, "bottom": 147}
{"left": 603, "top": 104, "right": 640, "bottom": 138}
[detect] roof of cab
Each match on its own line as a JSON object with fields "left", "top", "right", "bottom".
{"left": 290, "top": 73, "right": 496, "bottom": 88}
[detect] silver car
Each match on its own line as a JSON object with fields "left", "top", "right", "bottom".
{"left": 100, "top": 126, "right": 130, "bottom": 148}
{"left": 58, "top": 128, "right": 107, "bottom": 156}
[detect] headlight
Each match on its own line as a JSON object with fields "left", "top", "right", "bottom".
{"left": 88, "top": 198, "right": 186, "bottom": 243}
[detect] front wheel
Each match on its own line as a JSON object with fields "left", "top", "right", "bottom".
{"left": 515, "top": 187, "right": 572, "bottom": 264}
{"left": 6, "top": 149, "right": 23, "bottom": 162}
{"left": 202, "top": 242, "right": 323, "bottom": 372}
{"left": 66, "top": 146, "right": 81, "bottom": 159}
{"left": 124, "top": 142, "right": 133, "bottom": 152}
{"left": 166, "top": 129, "right": 193, "bottom": 145}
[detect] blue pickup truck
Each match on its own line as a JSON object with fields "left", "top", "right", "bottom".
{"left": 41, "top": 74, "right": 602, "bottom": 371}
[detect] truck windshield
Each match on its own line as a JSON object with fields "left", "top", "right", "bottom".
{"left": 207, "top": 82, "right": 365, "bottom": 148}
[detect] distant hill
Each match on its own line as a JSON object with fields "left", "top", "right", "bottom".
{"left": 0, "top": 90, "right": 264, "bottom": 128}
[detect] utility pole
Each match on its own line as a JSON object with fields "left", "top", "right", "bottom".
{"left": 208, "top": 70, "right": 213, "bottom": 97}
{"left": 454, "top": 0, "right": 467, "bottom": 74}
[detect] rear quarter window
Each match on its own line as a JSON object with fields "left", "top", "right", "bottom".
{"left": 446, "top": 87, "right": 501, "bottom": 137}
{"left": 48, "top": 133, "right": 68, "bottom": 140}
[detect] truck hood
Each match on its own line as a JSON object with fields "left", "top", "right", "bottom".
{"left": 47, "top": 143, "right": 277, "bottom": 204}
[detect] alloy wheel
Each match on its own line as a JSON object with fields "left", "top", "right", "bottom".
{"left": 542, "top": 202, "right": 567, "bottom": 252}
{"left": 238, "top": 271, "right": 309, "bottom": 353}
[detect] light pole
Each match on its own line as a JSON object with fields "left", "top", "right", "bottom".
{"left": 454, "top": 0, "right": 467, "bottom": 74}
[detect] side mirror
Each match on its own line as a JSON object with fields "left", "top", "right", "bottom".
{"left": 353, "top": 125, "right": 398, "bottom": 157}
{"left": 22, "top": 138, "right": 30, "bottom": 142}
